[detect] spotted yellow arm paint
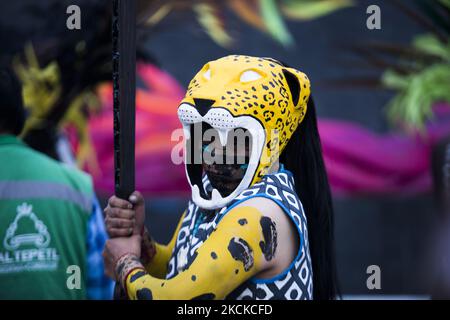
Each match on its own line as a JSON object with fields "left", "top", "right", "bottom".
{"left": 140, "top": 212, "right": 186, "bottom": 279}
{"left": 120, "top": 206, "right": 267, "bottom": 300}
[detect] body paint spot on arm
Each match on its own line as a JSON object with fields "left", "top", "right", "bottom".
{"left": 136, "top": 288, "right": 153, "bottom": 300}
{"left": 238, "top": 218, "right": 248, "bottom": 226}
{"left": 259, "top": 216, "right": 278, "bottom": 261}
{"left": 129, "top": 271, "right": 146, "bottom": 283}
{"left": 227, "top": 237, "right": 254, "bottom": 272}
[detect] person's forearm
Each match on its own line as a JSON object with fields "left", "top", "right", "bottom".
{"left": 115, "top": 207, "right": 270, "bottom": 300}
{"left": 140, "top": 228, "right": 172, "bottom": 278}
{"left": 140, "top": 211, "right": 186, "bottom": 278}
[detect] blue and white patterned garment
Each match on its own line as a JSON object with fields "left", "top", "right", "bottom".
{"left": 86, "top": 198, "right": 114, "bottom": 300}
{"left": 166, "top": 167, "right": 313, "bottom": 300}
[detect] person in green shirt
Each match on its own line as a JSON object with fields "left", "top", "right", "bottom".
{"left": 0, "top": 67, "right": 113, "bottom": 299}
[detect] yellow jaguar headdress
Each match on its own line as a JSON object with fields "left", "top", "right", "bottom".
{"left": 178, "top": 55, "right": 311, "bottom": 209}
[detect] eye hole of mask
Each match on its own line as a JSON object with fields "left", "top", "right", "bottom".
{"left": 240, "top": 70, "right": 262, "bottom": 83}
{"left": 203, "top": 68, "right": 211, "bottom": 80}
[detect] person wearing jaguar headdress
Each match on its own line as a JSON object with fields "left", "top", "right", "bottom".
{"left": 103, "top": 55, "right": 338, "bottom": 300}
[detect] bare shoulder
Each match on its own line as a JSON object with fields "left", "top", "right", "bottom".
{"left": 232, "top": 196, "right": 300, "bottom": 277}
{"left": 233, "top": 196, "right": 292, "bottom": 229}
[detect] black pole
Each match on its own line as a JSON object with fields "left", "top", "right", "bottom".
{"left": 112, "top": 0, "right": 136, "bottom": 299}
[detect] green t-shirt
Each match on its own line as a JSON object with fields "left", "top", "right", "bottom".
{"left": 0, "top": 135, "right": 93, "bottom": 299}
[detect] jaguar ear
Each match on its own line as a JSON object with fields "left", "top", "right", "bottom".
{"left": 282, "top": 69, "right": 301, "bottom": 107}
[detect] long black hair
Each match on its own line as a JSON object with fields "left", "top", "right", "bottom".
{"left": 280, "top": 96, "right": 339, "bottom": 300}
